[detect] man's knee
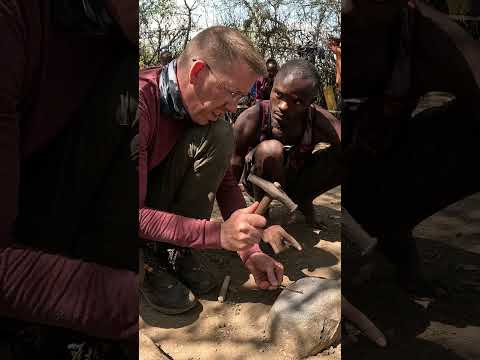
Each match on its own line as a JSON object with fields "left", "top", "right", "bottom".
{"left": 255, "top": 139, "right": 284, "bottom": 163}
{"left": 252, "top": 140, "right": 285, "bottom": 182}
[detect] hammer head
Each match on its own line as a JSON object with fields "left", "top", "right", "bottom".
{"left": 247, "top": 174, "right": 298, "bottom": 213}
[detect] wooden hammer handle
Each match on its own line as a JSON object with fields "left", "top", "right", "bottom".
{"left": 254, "top": 182, "right": 281, "bottom": 215}
{"left": 255, "top": 195, "right": 273, "bottom": 215}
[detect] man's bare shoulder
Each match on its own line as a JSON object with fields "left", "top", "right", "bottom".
{"left": 233, "top": 103, "right": 262, "bottom": 152}
{"left": 310, "top": 104, "right": 341, "bottom": 142}
{"left": 234, "top": 103, "right": 261, "bottom": 132}
{"left": 311, "top": 104, "right": 337, "bottom": 121}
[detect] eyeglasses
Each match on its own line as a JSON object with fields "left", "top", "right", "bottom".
{"left": 194, "top": 59, "right": 248, "bottom": 102}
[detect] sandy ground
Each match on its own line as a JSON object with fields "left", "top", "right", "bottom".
{"left": 343, "top": 192, "right": 480, "bottom": 359}
{"left": 140, "top": 186, "right": 342, "bottom": 360}
{"left": 140, "top": 189, "right": 480, "bottom": 360}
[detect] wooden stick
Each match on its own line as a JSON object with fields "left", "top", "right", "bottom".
{"left": 342, "top": 296, "right": 387, "bottom": 347}
{"left": 217, "top": 275, "right": 231, "bottom": 303}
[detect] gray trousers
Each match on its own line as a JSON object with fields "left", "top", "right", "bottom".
{"left": 139, "top": 118, "right": 234, "bottom": 282}
{"left": 145, "top": 118, "right": 234, "bottom": 219}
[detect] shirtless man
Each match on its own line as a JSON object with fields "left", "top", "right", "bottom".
{"left": 232, "top": 60, "right": 342, "bottom": 246}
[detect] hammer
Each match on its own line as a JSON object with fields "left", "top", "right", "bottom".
{"left": 247, "top": 174, "right": 302, "bottom": 252}
{"left": 247, "top": 174, "right": 298, "bottom": 215}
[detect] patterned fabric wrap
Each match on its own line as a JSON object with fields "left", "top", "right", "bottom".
{"left": 159, "top": 60, "right": 189, "bottom": 120}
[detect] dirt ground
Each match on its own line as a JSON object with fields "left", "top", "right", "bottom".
{"left": 140, "top": 189, "right": 480, "bottom": 360}
{"left": 140, "top": 186, "right": 342, "bottom": 360}
{"left": 343, "top": 192, "right": 480, "bottom": 360}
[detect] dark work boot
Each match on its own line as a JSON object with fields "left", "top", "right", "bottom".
{"left": 173, "top": 249, "right": 217, "bottom": 295}
{"left": 140, "top": 269, "right": 197, "bottom": 315}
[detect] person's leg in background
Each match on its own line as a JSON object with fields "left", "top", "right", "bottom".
{"left": 381, "top": 103, "right": 479, "bottom": 291}
{"left": 247, "top": 140, "right": 287, "bottom": 202}
{"left": 287, "top": 145, "right": 343, "bottom": 226}
{"left": 243, "top": 140, "right": 343, "bottom": 226}
{"left": 345, "top": 98, "right": 480, "bottom": 294}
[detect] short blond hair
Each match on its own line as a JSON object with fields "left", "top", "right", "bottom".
{"left": 179, "top": 26, "right": 267, "bottom": 76}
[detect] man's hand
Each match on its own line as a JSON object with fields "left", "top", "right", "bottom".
{"left": 220, "top": 202, "right": 267, "bottom": 251}
{"left": 263, "top": 225, "right": 302, "bottom": 254}
{"left": 245, "top": 252, "right": 284, "bottom": 290}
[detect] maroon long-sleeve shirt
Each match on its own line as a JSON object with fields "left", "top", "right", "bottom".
{"left": 138, "top": 67, "right": 261, "bottom": 261}
{"left": 0, "top": 1, "right": 137, "bottom": 340}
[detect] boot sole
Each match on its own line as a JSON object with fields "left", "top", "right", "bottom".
{"left": 139, "top": 288, "right": 198, "bottom": 315}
